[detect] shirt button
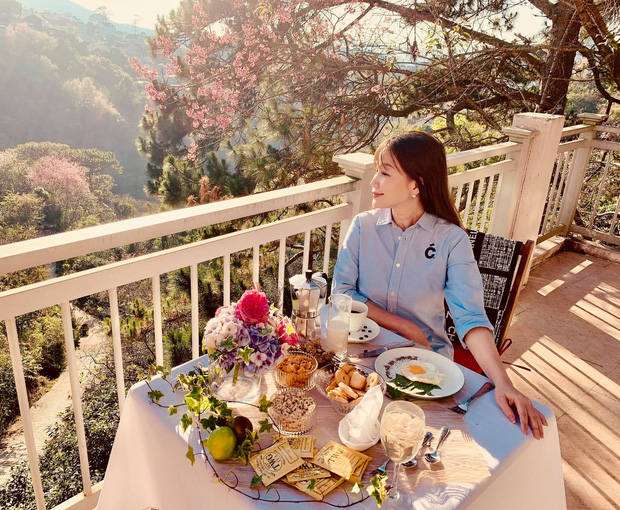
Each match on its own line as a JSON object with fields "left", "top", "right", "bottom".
{"left": 396, "top": 263, "right": 401, "bottom": 268}
{"left": 398, "top": 236, "right": 402, "bottom": 241}
{"left": 390, "top": 308, "right": 394, "bottom": 312}
{"left": 390, "top": 291, "right": 395, "bottom": 296}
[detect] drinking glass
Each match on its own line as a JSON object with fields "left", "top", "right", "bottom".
{"left": 325, "top": 293, "right": 352, "bottom": 361}
{"left": 380, "top": 401, "right": 426, "bottom": 501}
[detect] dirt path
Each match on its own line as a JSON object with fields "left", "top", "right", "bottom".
{"left": 0, "top": 309, "right": 108, "bottom": 486}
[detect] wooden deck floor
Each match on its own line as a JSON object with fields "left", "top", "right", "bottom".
{"left": 505, "top": 250, "right": 620, "bottom": 510}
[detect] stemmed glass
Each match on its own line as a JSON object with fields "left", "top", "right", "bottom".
{"left": 380, "top": 401, "right": 426, "bottom": 502}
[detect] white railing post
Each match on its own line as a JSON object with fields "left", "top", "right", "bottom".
{"left": 503, "top": 113, "right": 566, "bottom": 242}
{"left": 557, "top": 114, "right": 608, "bottom": 233}
{"left": 5, "top": 317, "right": 46, "bottom": 510}
{"left": 489, "top": 126, "right": 538, "bottom": 237}
{"left": 60, "top": 302, "right": 92, "bottom": 497}
{"left": 332, "top": 153, "right": 374, "bottom": 251}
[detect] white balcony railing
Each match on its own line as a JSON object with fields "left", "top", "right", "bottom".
{"left": 0, "top": 112, "right": 617, "bottom": 510}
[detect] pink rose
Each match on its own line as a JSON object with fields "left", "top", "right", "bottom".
{"left": 277, "top": 316, "right": 299, "bottom": 346}
{"left": 235, "top": 290, "right": 270, "bottom": 325}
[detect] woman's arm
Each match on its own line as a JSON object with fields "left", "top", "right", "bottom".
{"left": 366, "top": 301, "right": 431, "bottom": 348}
{"left": 332, "top": 217, "right": 367, "bottom": 304}
{"left": 465, "top": 327, "right": 548, "bottom": 439}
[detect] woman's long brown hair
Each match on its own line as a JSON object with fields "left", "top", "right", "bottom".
{"left": 375, "top": 132, "right": 463, "bottom": 228}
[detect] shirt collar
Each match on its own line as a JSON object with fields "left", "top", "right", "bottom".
{"left": 376, "top": 209, "right": 437, "bottom": 231}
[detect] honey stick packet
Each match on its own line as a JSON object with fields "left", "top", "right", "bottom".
{"left": 285, "top": 462, "right": 331, "bottom": 483}
{"left": 311, "top": 441, "right": 372, "bottom": 484}
{"left": 285, "top": 475, "right": 345, "bottom": 501}
{"left": 285, "top": 436, "right": 316, "bottom": 458}
{"left": 249, "top": 440, "right": 304, "bottom": 487}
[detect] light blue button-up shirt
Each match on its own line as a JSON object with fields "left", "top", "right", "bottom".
{"left": 332, "top": 209, "right": 492, "bottom": 359}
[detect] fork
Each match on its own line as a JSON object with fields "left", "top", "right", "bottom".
{"left": 449, "top": 382, "right": 495, "bottom": 414}
{"left": 371, "top": 458, "right": 389, "bottom": 476}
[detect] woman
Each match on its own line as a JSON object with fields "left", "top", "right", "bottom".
{"left": 332, "top": 132, "right": 548, "bottom": 439}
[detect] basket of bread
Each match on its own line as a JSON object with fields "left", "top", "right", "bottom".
{"left": 315, "top": 362, "right": 386, "bottom": 415}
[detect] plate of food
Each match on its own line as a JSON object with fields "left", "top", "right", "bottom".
{"left": 374, "top": 347, "right": 464, "bottom": 400}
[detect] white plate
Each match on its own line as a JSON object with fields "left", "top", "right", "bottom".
{"left": 348, "top": 318, "right": 380, "bottom": 343}
{"left": 374, "top": 347, "right": 464, "bottom": 399}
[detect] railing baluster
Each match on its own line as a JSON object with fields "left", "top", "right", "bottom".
{"left": 223, "top": 254, "right": 231, "bottom": 306}
{"left": 253, "top": 245, "right": 260, "bottom": 285}
{"left": 108, "top": 288, "right": 125, "bottom": 414}
{"left": 550, "top": 150, "right": 572, "bottom": 229}
{"left": 481, "top": 175, "right": 494, "bottom": 232}
{"left": 6, "top": 316, "right": 46, "bottom": 510}
{"left": 463, "top": 183, "right": 474, "bottom": 228}
{"left": 278, "top": 238, "right": 286, "bottom": 311}
{"left": 609, "top": 194, "right": 620, "bottom": 236}
{"left": 323, "top": 224, "right": 332, "bottom": 275}
{"left": 541, "top": 153, "right": 563, "bottom": 234}
{"left": 60, "top": 302, "right": 92, "bottom": 496}
{"left": 303, "top": 230, "right": 311, "bottom": 272}
{"left": 152, "top": 275, "right": 164, "bottom": 366}
{"left": 488, "top": 173, "right": 504, "bottom": 233}
{"left": 472, "top": 179, "right": 484, "bottom": 230}
{"left": 190, "top": 264, "right": 199, "bottom": 359}
{"left": 588, "top": 151, "right": 612, "bottom": 229}
{"left": 454, "top": 184, "right": 463, "bottom": 213}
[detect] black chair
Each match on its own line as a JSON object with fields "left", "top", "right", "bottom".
{"left": 444, "top": 230, "right": 534, "bottom": 373}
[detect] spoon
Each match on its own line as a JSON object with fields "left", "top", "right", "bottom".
{"left": 424, "top": 427, "right": 450, "bottom": 464}
{"left": 403, "top": 431, "right": 434, "bottom": 468}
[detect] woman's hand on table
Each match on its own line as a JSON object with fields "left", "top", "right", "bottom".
{"left": 397, "top": 319, "right": 431, "bottom": 348}
{"left": 364, "top": 300, "right": 432, "bottom": 349}
{"left": 463, "top": 327, "right": 548, "bottom": 439}
{"left": 494, "top": 381, "right": 548, "bottom": 440}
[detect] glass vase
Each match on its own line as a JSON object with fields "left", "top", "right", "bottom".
{"left": 208, "top": 363, "right": 262, "bottom": 404}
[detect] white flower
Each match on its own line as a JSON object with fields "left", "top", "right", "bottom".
{"left": 203, "top": 333, "right": 217, "bottom": 353}
{"left": 249, "top": 351, "right": 268, "bottom": 367}
{"left": 221, "top": 322, "right": 237, "bottom": 337}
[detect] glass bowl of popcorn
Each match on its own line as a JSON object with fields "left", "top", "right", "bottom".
{"left": 268, "top": 388, "right": 317, "bottom": 436}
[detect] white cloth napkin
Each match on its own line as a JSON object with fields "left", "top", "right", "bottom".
{"left": 340, "top": 384, "right": 383, "bottom": 444}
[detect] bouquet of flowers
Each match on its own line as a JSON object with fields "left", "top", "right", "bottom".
{"left": 203, "top": 289, "right": 299, "bottom": 380}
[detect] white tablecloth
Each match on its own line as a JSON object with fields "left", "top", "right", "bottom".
{"left": 98, "top": 327, "right": 566, "bottom": 510}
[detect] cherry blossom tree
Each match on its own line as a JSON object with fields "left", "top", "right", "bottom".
{"left": 27, "top": 156, "right": 93, "bottom": 231}
{"left": 134, "top": 0, "right": 619, "bottom": 197}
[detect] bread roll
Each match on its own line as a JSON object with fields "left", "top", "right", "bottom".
{"left": 334, "top": 368, "right": 350, "bottom": 385}
{"left": 338, "top": 382, "right": 358, "bottom": 400}
{"left": 349, "top": 370, "right": 367, "bottom": 390}
{"left": 365, "top": 372, "right": 380, "bottom": 389}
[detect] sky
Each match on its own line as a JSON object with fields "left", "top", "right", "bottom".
{"left": 71, "top": 0, "right": 545, "bottom": 37}
{"left": 71, "top": 0, "right": 182, "bottom": 29}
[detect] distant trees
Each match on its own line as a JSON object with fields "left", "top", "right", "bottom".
{"left": 133, "top": 0, "right": 619, "bottom": 202}
{"left": 0, "top": 142, "right": 122, "bottom": 236}
{"left": 0, "top": 23, "right": 147, "bottom": 196}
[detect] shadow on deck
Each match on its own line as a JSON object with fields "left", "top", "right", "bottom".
{"left": 506, "top": 250, "right": 620, "bottom": 510}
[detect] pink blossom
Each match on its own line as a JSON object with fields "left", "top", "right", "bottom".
{"left": 27, "top": 156, "right": 91, "bottom": 205}
{"left": 235, "top": 290, "right": 270, "bottom": 325}
{"left": 276, "top": 317, "right": 299, "bottom": 346}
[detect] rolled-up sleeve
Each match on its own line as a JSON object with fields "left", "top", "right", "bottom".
{"left": 332, "top": 216, "right": 368, "bottom": 304}
{"left": 444, "top": 232, "right": 493, "bottom": 346}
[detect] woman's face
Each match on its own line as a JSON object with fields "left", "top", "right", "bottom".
{"left": 371, "top": 148, "right": 419, "bottom": 210}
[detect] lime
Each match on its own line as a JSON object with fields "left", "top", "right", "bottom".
{"left": 207, "top": 426, "right": 237, "bottom": 461}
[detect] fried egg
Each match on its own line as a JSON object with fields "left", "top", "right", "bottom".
{"left": 401, "top": 360, "right": 444, "bottom": 386}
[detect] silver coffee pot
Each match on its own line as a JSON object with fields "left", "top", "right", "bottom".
{"left": 289, "top": 270, "right": 328, "bottom": 341}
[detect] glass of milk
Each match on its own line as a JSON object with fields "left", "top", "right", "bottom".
{"left": 325, "top": 293, "right": 352, "bottom": 361}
